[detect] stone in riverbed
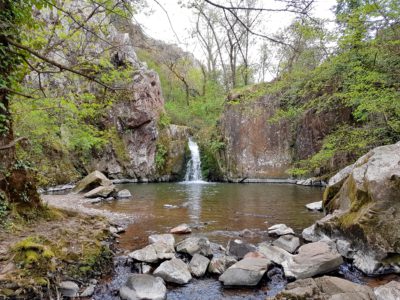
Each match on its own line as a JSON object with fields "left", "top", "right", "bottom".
{"left": 272, "top": 234, "right": 300, "bottom": 253}
{"left": 84, "top": 185, "right": 117, "bottom": 198}
{"left": 153, "top": 258, "right": 192, "bottom": 284}
{"left": 59, "top": 281, "right": 79, "bottom": 298}
{"left": 277, "top": 276, "right": 375, "bottom": 300}
{"left": 175, "top": 236, "right": 212, "bottom": 257}
{"left": 148, "top": 234, "right": 175, "bottom": 248}
{"left": 117, "top": 189, "right": 132, "bottom": 198}
{"left": 72, "top": 170, "right": 112, "bottom": 193}
{"left": 267, "top": 224, "right": 295, "bottom": 236}
{"left": 208, "top": 255, "right": 237, "bottom": 275}
{"left": 282, "top": 241, "right": 343, "bottom": 279}
{"left": 128, "top": 242, "right": 175, "bottom": 263}
{"left": 170, "top": 223, "right": 192, "bottom": 234}
{"left": 189, "top": 254, "right": 210, "bottom": 277}
{"left": 374, "top": 281, "right": 400, "bottom": 300}
{"left": 305, "top": 200, "right": 323, "bottom": 211}
{"left": 226, "top": 239, "right": 257, "bottom": 259}
{"left": 80, "top": 284, "right": 96, "bottom": 297}
{"left": 119, "top": 274, "right": 166, "bottom": 300}
{"left": 258, "top": 242, "right": 292, "bottom": 265}
{"left": 218, "top": 257, "right": 272, "bottom": 286}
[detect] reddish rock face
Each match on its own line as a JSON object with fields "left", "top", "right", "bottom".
{"left": 220, "top": 95, "right": 293, "bottom": 179}
{"left": 219, "top": 94, "right": 353, "bottom": 180}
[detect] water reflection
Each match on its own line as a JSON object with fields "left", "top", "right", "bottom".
{"left": 184, "top": 183, "right": 203, "bottom": 224}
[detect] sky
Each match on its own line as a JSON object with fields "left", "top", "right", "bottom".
{"left": 135, "top": 0, "right": 338, "bottom": 80}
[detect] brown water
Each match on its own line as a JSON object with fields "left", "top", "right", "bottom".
{"left": 94, "top": 182, "right": 324, "bottom": 251}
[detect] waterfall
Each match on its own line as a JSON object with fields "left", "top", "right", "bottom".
{"left": 184, "top": 138, "right": 204, "bottom": 182}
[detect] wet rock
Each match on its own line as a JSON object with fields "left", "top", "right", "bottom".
{"left": 175, "top": 236, "right": 212, "bottom": 257}
{"left": 119, "top": 274, "right": 166, "bottom": 300}
{"left": 282, "top": 241, "right": 343, "bottom": 279}
{"left": 80, "top": 284, "right": 95, "bottom": 297}
{"left": 189, "top": 254, "right": 210, "bottom": 277}
{"left": 128, "top": 242, "right": 175, "bottom": 264}
{"left": 219, "top": 258, "right": 272, "bottom": 286}
{"left": 170, "top": 223, "right": 192, "bottom": 234}
{"left": 109, "top": 226, "right": 126, "bottom": 234}
{"left": 208, "top": 255, "right": 237, "bottom": 275}
{"left": 268, "top": 224, "right": 295, "bottom": 236}
{"left": 153, "top": 258, "right": 192, "bottom": 284}
{"left": 226, "top": 239, "right": 257, "bottom": 259}
{"left": 72, "top": 170, "right": 112, "bottom": 193}
{"left": 374, "top": 281, "right": 400, "bottom": 300}
{"left": 336, "top": 239, "right": 354, "bottom": 258}
{"left": 305, "top": 200, "right": 323, "bottom": 211}
{"left": 277, "top": 276, "right": 375, "bottom": 300}
{"left": 272, "top": 235, "right": 300, "bottom": 253}
{"left": 148, "top": 234, "right": 175, "bottom": 248}
{"left": 296, "top": 178, "right": 326, "bottom": 186}
{"left": 239, "top": 228, "right": 257, "bottom": 238}
{"left": 59, "top": 281, "right": 79, "bottom": 298}
{"left": 117, "top": 189, "right": 132, "bottom": 198}
{"left": 84, "top": 185, "right": 117, "bottom": 198}
{"left": 258, "top": 242, "right": 292, "bottom": 265}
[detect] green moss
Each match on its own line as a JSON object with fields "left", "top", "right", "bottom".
{"left": 108, "top": 128, "right": 130, "bottom": 166}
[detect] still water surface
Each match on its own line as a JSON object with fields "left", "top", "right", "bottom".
{"left": 94, "top": 182, "right": 324, "bottom": 250}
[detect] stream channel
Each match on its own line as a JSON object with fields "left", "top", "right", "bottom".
{"left": 90, "top": 140, "right": 381, "bottom": 299}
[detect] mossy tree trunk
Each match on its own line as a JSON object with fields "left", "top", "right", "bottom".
{"left": 0, "top": 0, "right": 41, "bottom": 209}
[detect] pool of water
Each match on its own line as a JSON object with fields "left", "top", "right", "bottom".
{"left": 92, "top": 182, "right": 324, "bottom": 251}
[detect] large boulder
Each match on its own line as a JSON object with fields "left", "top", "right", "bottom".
{"left": 119, "top": 274, "right": 166, "bottom": 300}
{"left": 258, "top": 243, "right": 292, "bottom": 265}
{"left": 175, "top": 236, "right": 212, "bottom": 257}
{"left": 153, "top": 258, "right": 192, "bottom": 285}
{"left": 275, "top": 276, "right": 375, "bottom": 300}
{"left": 218, "top": 258, "right": 272, "bottom": 286}
{"left": 84, "top": 185, "right": 117, "bottom": 198}
{"left": 72, "top": 170, "right": 112, "bottom": 193}
{"left": 314, "top": 142, "right": 400, "bottom": 274}
{"left": 282, "top": 241, "right": 343, "bottom": 279}
{"left": 148, "top": 234, "right": 175, "bottom": 248}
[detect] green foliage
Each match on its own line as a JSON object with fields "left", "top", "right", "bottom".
{"left": 155, "top": 143, "right": 168, "bottom": 171}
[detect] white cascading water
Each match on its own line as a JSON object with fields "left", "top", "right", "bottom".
{"left": 184, "top": 138, "right": 203, "bottom": 182}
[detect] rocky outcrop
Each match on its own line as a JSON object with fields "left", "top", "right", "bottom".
{"left": 310, "top": 142, "right": 400, "bottom": 274}
{"left": 218, "top": 86, "right": 352, "bottom": 180}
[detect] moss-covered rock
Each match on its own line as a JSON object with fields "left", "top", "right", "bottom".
{"left": 314, "top": 141, "right": 400, "bottom": 275}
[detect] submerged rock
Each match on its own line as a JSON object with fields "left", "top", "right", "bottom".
{"left": 189, "top": 254, "right": 210, "bottom": 277}
{"left": 72, "top": 170, "right": 112, "bottom": 193}
{"left": 148, "top": 234, "right": 175, "bottom": 248}
{"left": 276, "top": 276, "right": 375, "bottom": 300}
{"left": 59, "top": 281, "right": 79, "bottom": 298}
{"left": 153, "top": 258, "right": 192, "bottom": 285}
{"left": 219, "top": 257, "right": 272, "bottom": 286}
{"left": 170, "top": 223, "right": 192, "bottom": 234}
{"left": 272, "top": 235, "right": 300, "bottom": 254}
{"left": 282, "top": 241, "right": 343, "bottom": 279}
{"left": 175, "top": 236, "right": 212, "bottom": 257}
{"left": 226, "top": 239, "right": 257, "bottom": 259}
{"left": 119, "top": 274, "right": 166, "bottom": 300}
{"left": 267, "top": 224, "right": 295, "bottom": 236}
{"left": 117, "top": 189, "right": 132, "bottom": 198}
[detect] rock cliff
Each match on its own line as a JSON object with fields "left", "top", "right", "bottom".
{"left": 218, "top": 86, "right": 352, "bottom": 180}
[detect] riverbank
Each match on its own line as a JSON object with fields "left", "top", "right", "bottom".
{"left": 0, "top": 193, "right": 138, "bottom": 299}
